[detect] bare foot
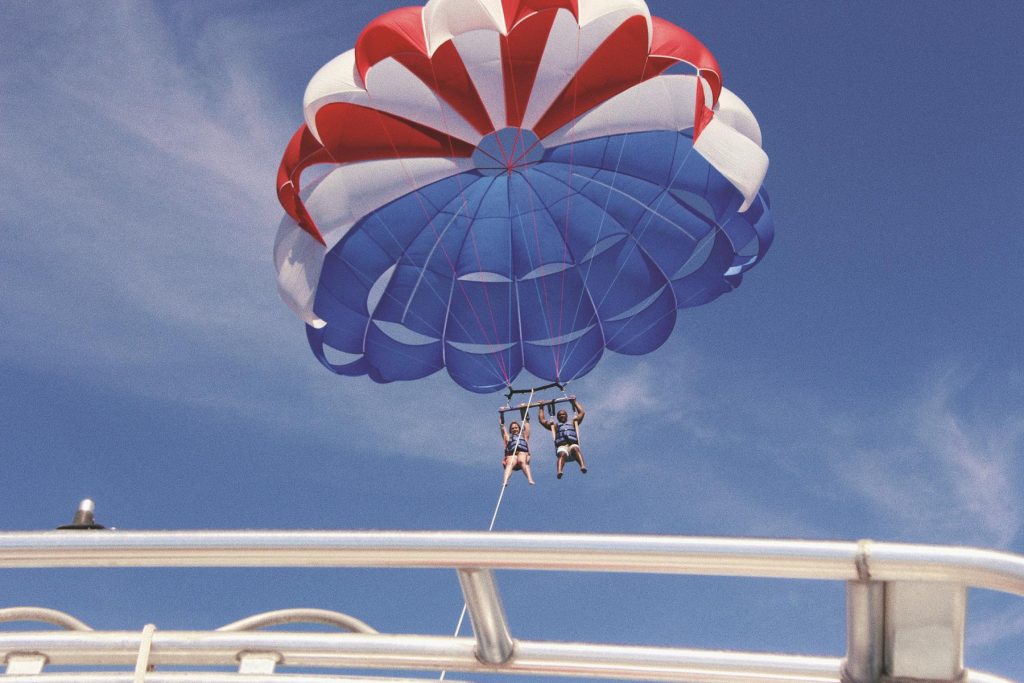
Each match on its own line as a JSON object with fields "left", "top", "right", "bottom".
{"left": 581, "top": 467, "right": 588, "bottom": 474}
{"left": 557, "top": 472, "right": 563, "bottom": 479}
{"left": 528, "top": 480, "right": 536, "bottom": 485}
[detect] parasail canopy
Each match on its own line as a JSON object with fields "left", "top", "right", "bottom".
{"left": 275, "top": 0, "right": 774, "bottom": 393}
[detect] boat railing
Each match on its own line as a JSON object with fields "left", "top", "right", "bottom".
{"left": 1, "top": 528, "right": 1021, "bottom": 682}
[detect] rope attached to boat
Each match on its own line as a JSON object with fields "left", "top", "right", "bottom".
{"left": 439, "top": 388, "right": 536, "bottom": 680}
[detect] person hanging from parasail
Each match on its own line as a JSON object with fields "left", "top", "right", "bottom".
{"left": 500, "top": 407, "right": 535, "bottom": 487}
{"left": 539, "top": 400, "right": 587, "bottom": 479}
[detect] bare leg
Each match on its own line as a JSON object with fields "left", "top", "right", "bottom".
{"left": 521, "top": 457, "right": 536, "bottom": 485}
{"left": 571, "top": 445, "right": 587, "bottom": 473}
{"left": 502, "top": 459, "right": 517, "bottom": 487}
{"left": 556, "top": 453, "right": 566, "bottom": 479}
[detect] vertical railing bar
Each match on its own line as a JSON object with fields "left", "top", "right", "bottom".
{"left": 843, "top": 580, "right": 885, "bottom": 683}
{"left": 456, "top": 568, "right": 514, "bottom": 664}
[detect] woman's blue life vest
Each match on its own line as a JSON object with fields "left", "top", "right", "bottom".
{"left": 555, "top": 421, "right": 579, "bottom": 446}
{"left": 505, "top": 434, "right": 529, "bottom": 455}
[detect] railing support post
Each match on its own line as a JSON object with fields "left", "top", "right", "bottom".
{"left": 457, "top": 568, "right": 514, "bottom": 665}
{"left": 843, "top": 580, "right": 885, "bottom": 683}
{"left": 884, "top": 581, "right": 965, "bottom": 682}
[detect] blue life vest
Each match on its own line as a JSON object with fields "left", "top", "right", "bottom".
{"left": 555, "top": 421, "right": 578, "bottom": 446}
{"left": 505, "top": 435, "right": 528, "bottom": 455}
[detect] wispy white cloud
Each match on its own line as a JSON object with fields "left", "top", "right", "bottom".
{"left": 578, "top": 351, "right": 1024, "bottom": 545}
{"left": 831, "top": 368, "right": 1023, "bottom": 548}
{"left": 585, "top": 350, "right": 738, "bottom": 448}
{"left": 0, "top": 3, "right": 296, "bottom": 374}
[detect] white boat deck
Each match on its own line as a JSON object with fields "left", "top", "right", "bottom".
{"left": 1, "top": 529, "right": 1022, "bottom": 682}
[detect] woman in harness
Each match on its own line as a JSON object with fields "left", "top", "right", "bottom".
{"left": 500, "top": 408, "right": 536, "bottom": 487}
{"left": 538, "top": 399, "right": 588, "bottom": 479}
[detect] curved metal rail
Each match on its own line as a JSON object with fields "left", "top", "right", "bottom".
{"left": 0, "top": 530, "right": 1020, "bottom": 682}
{"left": 0, "top": 531, "right": 1022, "bottom": 595}
{"left": 217, "top": 609, "right": 378, "bottom": 634}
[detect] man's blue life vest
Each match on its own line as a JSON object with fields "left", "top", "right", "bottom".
{"left": 555, "top": 421, "right": 578, "bottom": 446}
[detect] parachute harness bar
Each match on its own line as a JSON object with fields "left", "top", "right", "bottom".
{"left": 504, "top": 381, "right": 563, "bottom": 402}
{"left": 500, "top": 384, "right": 583, "bottom": 446}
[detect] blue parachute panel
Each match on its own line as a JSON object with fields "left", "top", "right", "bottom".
{"left": 581, "top": 236, "right": 672, "bottom": 320}
{"left": 603, "top": 284, "right": 677, "bottom": 355}
{"left": 523, "top": 324, "right": 604, "bottom": 383}
{"left": 312, "top": 290, "right": 370, "bottom": 354}
{"left": 306, "top": 128, "right": 774, "bottom": 393}
{"left": 373, "top": 265, "right": 452, "bottom": 339}
{"left": 672, "top": 229, "right": 737, "bottom": 308}
{"left": 516, "top": 269, "right": 599, "bottom": 344}
{"left": 307, "top": 324, "right": 371, "bottom": 376}
{"left": 364, "top": 322, "right": 443, "bottom": 383}
{"left": 446, "top": 340, "right": 522, "bottom": 394}
{"left": 446, "top": 277, "right": 518, "bottom": 347}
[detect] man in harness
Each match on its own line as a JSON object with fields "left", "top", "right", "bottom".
{"left": 538, "top": 399, "right": 588, "bottom": 479}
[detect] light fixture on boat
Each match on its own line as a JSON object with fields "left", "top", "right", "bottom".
{"left": 57, "top": 498, "right": 107, "bottom": 530}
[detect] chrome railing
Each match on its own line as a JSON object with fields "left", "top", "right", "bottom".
{"left": 1, "top": 528, "right": 1021, "bottom": 682}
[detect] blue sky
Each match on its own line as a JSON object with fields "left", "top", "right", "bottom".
{"left": 1, "top": 1, "right": 1022, "bottom": 680}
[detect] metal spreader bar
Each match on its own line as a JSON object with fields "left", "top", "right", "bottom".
{"left": 504, "top": 381, "right": 564, "bottom": 401}
{"left": 498, "top": 395, "right": 576, "bottom": 415}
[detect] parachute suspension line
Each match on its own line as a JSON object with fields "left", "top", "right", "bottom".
{"left": 515, "top": 29, "right": 584, "bottom": 383}
{"left": 421, "top": 146, "right": 512, "bottom": 385}
{"left": 548, "top": 133, "right": 629, "bottom": 377}
{"left": 359, "top": 88, "right": 512, "bottom": 390}
{"left": 445, "top": 186, "right": 514, "bottom": 386}
{"left": 507, "top": 156, "right": 563, "bottom": 380}
{"left": 442, "top": 35, "right": 553, "bottom": 387}
{"left": 556, "top": 135, "right": 701, "bottom": 376}
{"left": 437, "top": 197, "right": 516, "bottom": 387}
{"left": 501, "top": 147, "right": 563, "bottom": 385}
{"left": 555, "top": 73, "right": 712, "bottom": 376}
{"left": 360, "top": 198, "right": 508, "bottom": 388}
{"left": 437, "top": 197, "right": 518, "bottom": 386}
{"left": 497, "top": 30, "right": 563, "bottom": 385}
{"left": 416, "top": 59, "right": 518, "bottom": 388}
{"left": 568, "top": 140, "right": 704, "bottom": 372}
{"left": 548, "top": 24, "right": 615, "bottom": 381}
{"left": 457, "top": 200, "right": 514, "bottom": 387}
{"left": 554, "top": 24, "right": 586, "bottom": 379}
{"left": 504, "top": 176, "right": 522, "bottom": 388}
{"left": 515, "top": 157, "right": 562, "bottom": 378}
